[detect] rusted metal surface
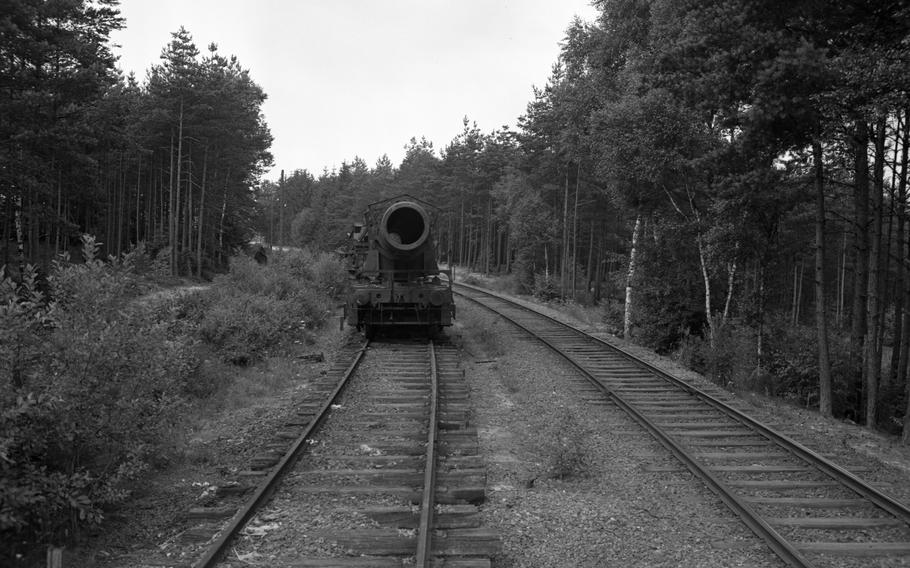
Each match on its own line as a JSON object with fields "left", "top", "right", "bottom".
{"left": 415, "top": 341, "right": 439, "bottom": 566}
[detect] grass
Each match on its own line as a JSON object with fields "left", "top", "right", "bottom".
{"left": 456, "top": 305, "right": 506, "bottom": 359}
{"left": 538, "top": 408, "right": 592, "bottom": 480}
{"left": 178, "top": 324, "right": 345, "bottom": 463}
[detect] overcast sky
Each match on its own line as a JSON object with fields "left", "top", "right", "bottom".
{"left": 110, "top": 1, "right": 597, "bottom": 182}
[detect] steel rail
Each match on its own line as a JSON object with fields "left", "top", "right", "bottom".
{"left": 453, "top": 286, "right": 821, "bottom": 567}
{"left": 455, "top": 282, "right": 910, "bottom": 526}
{"left": 193, "top": 340, "right": 370, "bottom": 568}
{"left": 415, "top": 340, "right": 440, "bottom": 566}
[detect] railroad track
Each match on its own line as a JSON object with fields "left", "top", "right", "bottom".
{"left": 454, "top": 282, "right": 910, "bottom": 568}
{"left": 184, "top": 337, "right": 497, "bottom": 567}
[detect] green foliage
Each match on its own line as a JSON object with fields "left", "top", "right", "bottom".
{"left": 532, "top": 273, "right": 560, "bottom": 302}
{"left": 674, "top": 318, "right": 857, "bottom": 419}
{"left": 198, "top": 290, "right": 303, "bottom": 365}
{"left": 0, "top": 239, "right": 197, "bottom": 555}
{"left": 675, "top": 322, "right": 755, "bottom": 389}
{"left": 0, "top": 238, "right": 347, "bottom": 557}
{"left": 0, "top": 265, "right": 57, "bottom": 389}
{"left": 195, "top": 250, "right": 346, "bottom": 364}
{"left": 538, "top": 409, "right": 591, "bottom": 480}
{"left": 761, "top": 322, "right": 853, "bottom": 414}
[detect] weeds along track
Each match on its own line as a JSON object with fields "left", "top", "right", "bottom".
{"left": 455, "top": 282, "right": 910, "bottom": 568}
{"left": 187, "top": 338, "right": 499, "bottom": 568}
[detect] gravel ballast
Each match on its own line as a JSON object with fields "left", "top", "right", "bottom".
{"left": 454, "top": 283, "right": 910, "bottom": 567}
{"left": 454, "top": 305, "right": 780, "bottom": 567}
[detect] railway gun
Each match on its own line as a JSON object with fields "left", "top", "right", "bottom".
{"left": 344, "top": 195, "right": 454, "bottom": 337}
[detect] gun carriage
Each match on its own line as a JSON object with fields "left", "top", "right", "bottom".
{"left": 344, "top": 195, "right": 454, "bottom": 337}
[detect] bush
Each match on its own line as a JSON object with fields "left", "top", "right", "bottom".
{"left": 599, "top": 299, "right": 625, "bottom": 336}
{"left": 532, "top": 273, "right": 560, "bottom": 302}
{"left": 0, "top": 239, "right": 197, "bottom": 557}
{"left": 760, "top": 322, "right": 853, "bottom": 412}
{"left": 195, "top": 250, "right": 345, "bottom": 364}
{"left": 1, "top": 241, "right": 350, "bottom": 560}
{"left": 198, "top": 289, "right": 311, "bottom": 365}
{"left": 538, "top": 409, "right": 591, "bottom": 480}
{"left": 461, "top": 308, "right": 505, "bottom": 358}
{"left": 487, "top": 273, "right": 522, "bottom": 296}
{"left": 509, "top": 248, "right": 536, "bottom": 294}
{"left": 677, "top": 319, "right": 855, "bottom": 417}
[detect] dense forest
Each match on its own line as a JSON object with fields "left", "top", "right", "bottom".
{"left": 258, "top": 0, "right": 910, "bottom": 436}
{"left": 1, "top": 0, "right": 272, "bottom": 280}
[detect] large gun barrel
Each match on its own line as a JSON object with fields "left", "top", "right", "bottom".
{"left": 378, "top": 200, "right": 431, "bottom": 257}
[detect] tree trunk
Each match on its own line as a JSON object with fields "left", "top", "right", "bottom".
{"left": 595, "top": 229, "right": 604, "bottom": 303}
{"left": 26, "top": 185, "right": 34, "bottom": 264}
{"left": 757, "top": 261, "right": 766, "bottom": 372}
{"left": 586, "top": 219, "right": 595, "bottom": 296}
{"left": 722, "top": 241, "right": 738, "bottom": 324}
{"left": 219, "top": 194, "right": 227, "bottom": 257}
{"left": 544, "top": 243, "right": 549, "bottom": 280}
{"left": 458, "top": 199, "right": 465, "bottom": 266}
{"left": 14, "top": 193, "right": 24, "bottom": 280}
{"left": 55, "top": 169, "right": 62, "bottom": 254}
{"left": 571, "top": 163, "right": 580, "bottom": 298}
{"left": 698, "top": 236, "right": 716, "bottom": 349}
{"left": 896, "top": 111, "right": 910, "bottom": 390}
{"left": 278, "top": 174, "right": 285, "bottom": 247}
{"left": 561, "top": 167, "right": 569, "bottom": 298}
{"left": 183, "top": 144, "right": 192, "bottom": 263}
{"left": 623, "top": 213, "right": 641, "bottom": 339}
{"left": 813, "top": 140, "right": 833, "bottom": 417}
{"left": 892, "top": 112, "right": 908, "bottom": 383}
{"left": 116, "top": 152, "right": 124, "bottom": 256}
{"left": 168, "top": 132, "right": 176, "bottom": 274}
{"left": 135, "top": 154, "right": 142, "bottom": 245}
{"left": 196, "top": 147, "right": 208, "bottom": 278}
{"left": 837, "top": 230, "right": 847, "bottom": 327}
{"left": 723, "top": 261, "right": 736, "bottom": 323}
{"left": 864, "top": 116, "right": 886, "bottom": 428}
{"left": 173, "top": 100, "right": 185, "bottom": 275}
{"left": 851, "top": 120, "right": 870, "bottom": 412}
{"left": 3, "top": 191, "right": 11, "bottom": 267}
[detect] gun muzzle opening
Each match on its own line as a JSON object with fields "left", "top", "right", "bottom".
{"left": 380, "top": 201, "right": 430, "bottom": 252}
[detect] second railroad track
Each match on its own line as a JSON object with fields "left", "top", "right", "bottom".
{"left": 455, "top": 281, "right": 910, "bottom": 568}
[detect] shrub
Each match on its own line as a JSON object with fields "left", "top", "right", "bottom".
{"left": 694, "top": 319, "right": 854, "bottom": 416}
{"left": 532, "top": 273, "right": 560, "bottom": 302}
{"left": 599, "top": 299, "right": 625, "bottom": 336}
{"left": 195, "top": 250, "right": 345, "bottom": 364}
{"left": 0, "top": 239, "right": 197, "bottom": 557}
{"left": 759, "top": 322, "right": 853, "bottom": 412}
{"left": 304, "top": 250, "right": 350, "bottom": 299}
{"left": 0, "top": 265, "right": 56, "bottom": 389}
{"left": 538, "top": 409, "right": 591, "bottom": 480}
{"left": 198, "top": 289, "right": 311, "bottom": 365}
{"left": 509, "top": 248, "right": 536, "bottom": 294}
{"left": 487, "top": 272, "right": 522, "bottom": 296}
